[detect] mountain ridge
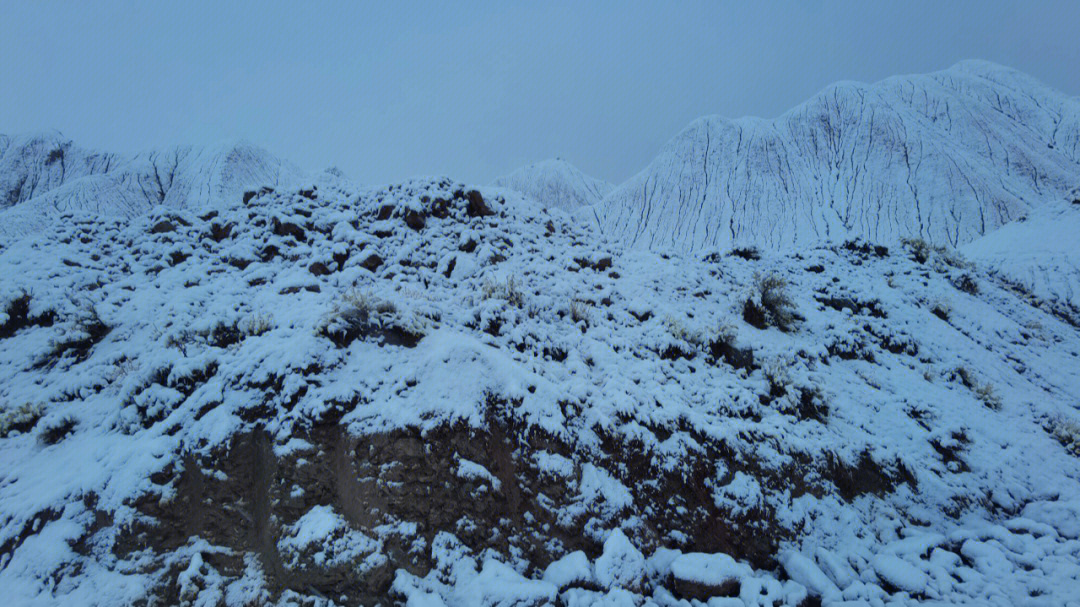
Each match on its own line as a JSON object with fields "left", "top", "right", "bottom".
{"left": 588, "top": 60, "right": 1080, "bottom": 253}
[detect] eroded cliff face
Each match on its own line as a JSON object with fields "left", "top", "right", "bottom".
{"left": 592, "top": 61, "right": 1080, "bottom": 253}
{"left": 114, "top": 403, "right": 912, "bottom": 605}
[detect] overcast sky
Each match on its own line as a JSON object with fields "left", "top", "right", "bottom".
{"left": 2, "top": 1, "right": 1078, "bottom": 185}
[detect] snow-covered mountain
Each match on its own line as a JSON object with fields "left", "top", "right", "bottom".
{"left": 2, "top": 173, "right": 1079, "bottom": 605}
{"left": 3, "top": 61, "right": 1080, "bottom": 605}
{"left": 0, "top": 132, "right": 301, "bottom": 242}
{"left": 590, "top": 60, "right": 1080, "bottom": 253}
{"left": 493, "top": 157, "right": 613, "bottom": 212}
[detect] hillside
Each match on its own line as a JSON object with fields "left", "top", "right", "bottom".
{"left": 0, "top": 132, "right": 302, "bottom": 243}
{"left": 961, "top": 199, "right": 1080, "bottom": 313}
{"left": 1, "top": 173, "right": 1079, "bottom": 605}
{"left": 589, "top": 60, "right": 1080, "bottom": 253}
{"left": 493, "top": 157, "right": 614, "bottom": 213}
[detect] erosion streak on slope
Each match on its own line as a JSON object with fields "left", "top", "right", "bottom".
{"left": 592, "top": 61, "right": 1080, "bottom": 253}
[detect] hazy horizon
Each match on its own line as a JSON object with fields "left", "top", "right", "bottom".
{"left": 3, "top": 1, "right": 1079, "bottom": 186}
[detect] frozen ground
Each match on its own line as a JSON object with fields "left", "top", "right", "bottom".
{"left": 1, "top": 172, "right": 1079, "bottom": 605}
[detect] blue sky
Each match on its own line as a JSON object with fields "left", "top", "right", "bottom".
{"left": 2, "top": 1, "right": 1078, "bottom": 185}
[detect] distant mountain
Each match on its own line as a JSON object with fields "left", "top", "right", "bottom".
{"left": 493, "top": 157, "right": 613, "bottom": 212}
{"left": 0, "top": 132, "right": 300, "bottom": 242}
{"left": 589, "top": 60, "right": 1080, "bottom": 252}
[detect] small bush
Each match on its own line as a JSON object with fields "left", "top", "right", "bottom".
{"left": 974, "top": 383, "right": 1002, "bottom": 410}
{"left": 167, "top": 312, "right": 275, "bottom": 352}
{"left": 951, "top": 366, "right": 976, "bottom": 388}
{"left": 729, "top": 246, "right": 761, "bottom": 261}
{"left": 569, "top": 300, "right": 590, "bottom": 325}
{"left": 708, "top": 323, "right": 757, "bottom": 371}
{"left": 952, "top": 273, "right": 979, "bottom": 295}
{"left": 1048, "top": 416, "right": 1080, "bottom": 456}
{"left": 930, "top": 299, "right": 952, "bottom": 321}
{"left": 481, "top": 276, "right": 525, "bottom": 308}
{"left": 240, "top": 313, "right": 274, "bottom": 337}
{"left": 743, "top": 273, "right": 797, "bottom": 331}
{"left": 902, "top": 237, "right": 932, "bottom": 263}
{"left": 663, "top": 316, "right": 709, "bottom": 348}
{"left": 319, "top": 290, "right": 424, "bottom": 348}
{"left": 0, "top": 403, "right": 44, "bottom": 438}
{"left": 939, "top": 248, "right": 970, "bottom": 270}
{"left": 763, "top": 362, "right": 791, "bottom": 401}
{"left": 901, "top": 237, "right": 969, "bottom": 270}
{"left": 37, "top": 305, "right": 111, "bottom": 368}
{"left": 39, "top": 416, "right": 76, "bottom": 445}
{"left": 951, "top": 367, "right": 1001, "bottom": 409}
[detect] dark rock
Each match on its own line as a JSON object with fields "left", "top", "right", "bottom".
{"left": 429, "top": 198, "right": 451, "bottom": 219}
{"left": 466, "top": 190, "right": 494, "bottom": 217}
{"left": 151, "top": 221, "right": 176, "bottom": 234}
{"left": 207, "top": 223, "right": 233, "bottom": 242}
{"left": 309, "top": 262, "right": 331, "bottom": 276}
{"left": 360, "top": 254, "right": 383, "bottom": 273}
{"left": 672, "top": 576, "right": 740, "bottom": 601}
{"left": 404, "top": 210, "right": 426, "bottom": 231}
{"left": 272, "top": 219, "right": 306, "bottom": 242}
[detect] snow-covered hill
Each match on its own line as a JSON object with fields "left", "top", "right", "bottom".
{"left": 590, "top": 60, "right": 1080, "bottom": 253}
{"left": 0, "top": 132, "right": 302, "bottom": 243}
{"left": 962, "top": 198, "right": 1080, "bottom": 313}
{"left": 1, "top": 173, "right": 1079, "bottom": 605}
{"left": 493, "top": 157, "right": 613, "bottom": 212}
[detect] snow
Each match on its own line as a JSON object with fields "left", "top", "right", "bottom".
{"left": 594, "top": 529, "right": 646, "bottom": 590}
{"left": 779, "top": 551, "right": 840, "bottom": 599}
{"left": 871, "top": 554, "right": 929, "bottom": 595}
{"left": 962, "top": 202, "right": 1080, "bottom": 310}
{"left": 543, "top": 550, "right": 595, "bottom": 588}
{"left": 277, "top": 505, "right": 383, "bottom": 570}
{"left": 492, "top": 157, "right": 613, "bottom": 212}
{"left": 457, "top": 458, "right": 501, "bottom": 491}
{"left": 589, "top": 60, "right": 1080, "bottom": 253}
{"left": 2, "top": 62, "right": 1080, "bottom": 605}
{"left": 670, "top": 552, "right": 751, "bottom": 586}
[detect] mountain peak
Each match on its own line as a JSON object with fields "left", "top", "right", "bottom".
{"left": 493, "top": 157, "right": 613, "bottom": 212}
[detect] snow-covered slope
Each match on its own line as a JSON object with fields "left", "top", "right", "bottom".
{"left": 591, "top": 60, "right": 1080, "bottom": 253}
{"left": 493, "top": 157, "right": 613, "bottom": 212}
{"left": 962, "top": 198, "right": 1080, "bottom": 313}
{"left": 0, "top": 132, "right": 301, "bottom": 243}
{"left": 2, "top": 175, "right": 1079, "bottom": 605}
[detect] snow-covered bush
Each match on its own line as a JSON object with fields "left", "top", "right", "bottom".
{"left": 930, "top": 298, "right": 952, "bottom": 321}
{"left": 240, "top": 312, "right": 274, "bottom": 337}
{"left": 663, "top": 316, "right": 710, "bottom": 348}
{"left": 1048, "top": 416, "right": 1080, "bottom": 456}
{"left": 38, "top": 416, "right": 76, "bottom": 445}
{"left": 953, "top": 272, "right": 980, "bottom": 295}
{"left": 975, "top": 383, "right": 1002, "bottom": 410}
{"left": 569, "top": 299, "right": 590, "bottom": 325}
{"left": 481, "top": 276, "right": 525, "bottom": 308}
{"left": 0, "top": 402, "right": 43, "bottom": 438}
{"left": 318, "top": 290, "right": 426, "bottom": 348}
{"left": 744, "top": 272, "right": 797, "bottom": 331}
{"left": 902, "top": 237, "right": 933, "bottom": 263}
{"left": 37, "top": 304, "right": 110, "bottom": 368}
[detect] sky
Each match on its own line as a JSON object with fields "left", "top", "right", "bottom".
{"left": 2, "top": 1, "right": 1079, "bottom": 186}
